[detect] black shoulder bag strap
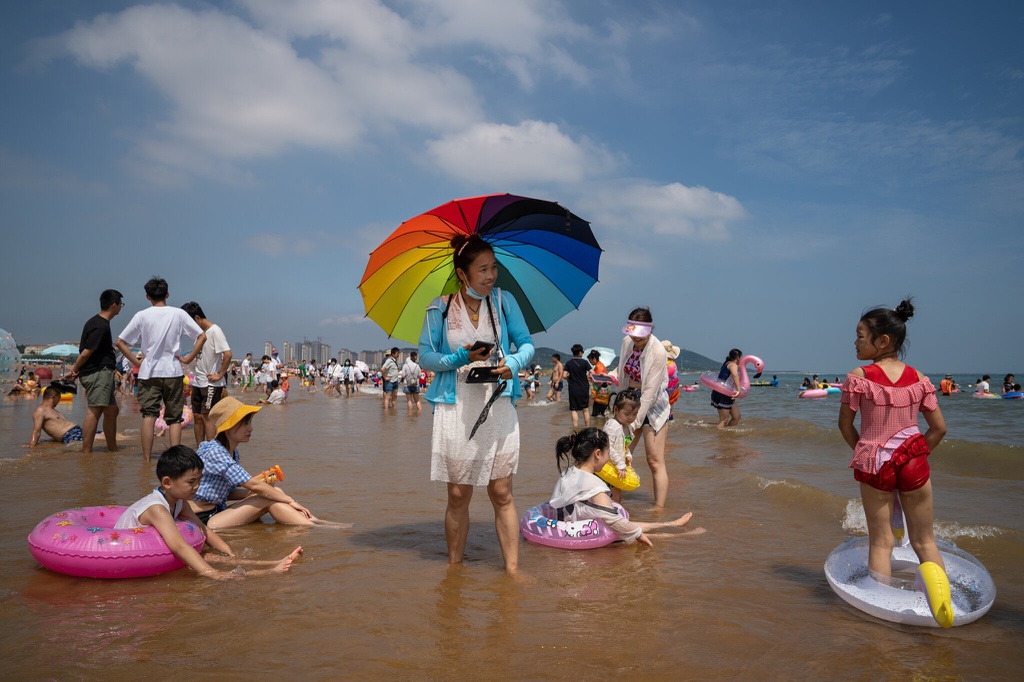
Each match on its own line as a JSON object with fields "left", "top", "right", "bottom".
{"left": 468, "top": 294, "right": 508, "bottom": 440}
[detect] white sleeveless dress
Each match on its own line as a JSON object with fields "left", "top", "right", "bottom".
{"left": 430, "top": 296, "right": 519, "bottom": 486}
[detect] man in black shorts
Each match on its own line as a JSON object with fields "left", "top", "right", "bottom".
{"left": 181, "top": 301, "right": 233, "bottom": 444}
{"left": 66, "top": 289, "right": 124, "bottom": 454}
{"left": 564, "top": 344, "right": 593, "bottom": 428}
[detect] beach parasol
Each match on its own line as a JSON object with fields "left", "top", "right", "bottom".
{"left": 41, "top": 344, "right": 80, "bottom": 357}
{"left": 585, "top": 346, "right": 617, "bottom": 368}
{"left": 359, "top": 193, "right": 601, "bottom": 344}
{"left": 354, "top": 360, "right": 370, "bottom": 374}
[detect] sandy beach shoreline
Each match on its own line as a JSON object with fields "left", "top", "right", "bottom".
{"left": 1, "top": 386, "right": 1021, "bottom": 680}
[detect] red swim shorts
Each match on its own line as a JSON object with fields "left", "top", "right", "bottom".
{"left": 854, "top": 433, "right": 931, "bottom": 493}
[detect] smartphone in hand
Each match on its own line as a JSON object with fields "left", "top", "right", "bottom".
{"left": 466, "top": 366, "right": 500, "bottom": 383}
{"left": 470, "top": 341, "right": 495, "bottom": 353}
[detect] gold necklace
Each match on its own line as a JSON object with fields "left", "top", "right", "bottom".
{"left": 462, "top": 293, "right": 480, "bottom": 321}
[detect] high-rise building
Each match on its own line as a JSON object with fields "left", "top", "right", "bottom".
{"left": 361, "top": 349, "right": 385, "bottom": 369}
{"left": 319, "top": 343, "right": 332, "bottom": 365}
{"left": 282, "top": 341, "right": 293, "bottom": 364}
{"left": 264, "top": 341, "right": 274, "bottom": 358}
{"left": 337, "top": 348, "right": 357, "bottom": 364}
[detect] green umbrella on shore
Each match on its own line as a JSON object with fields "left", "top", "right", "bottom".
{"left": 41, "top": 344, "right": 79, "bottom": 357}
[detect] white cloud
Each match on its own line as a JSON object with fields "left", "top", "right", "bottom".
{"left": 581, "top": 181, "right": 748, "bottom": 239}
{"left": 425, "top": 120, "right": 617, "bottom": 186}
{"left": 39, "top": 3, "right": 483, "bottom": 181}
{"left": 58, "top": 5, "right": 363, "bottom": 155}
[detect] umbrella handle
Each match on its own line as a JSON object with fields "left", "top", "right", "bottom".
{"left": 468, "top": 379, "right": 508, "bottom": 440}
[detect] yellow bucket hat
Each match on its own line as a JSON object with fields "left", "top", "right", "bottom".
{"left": 208, "top": 396, "right": 261, "bottom": 434}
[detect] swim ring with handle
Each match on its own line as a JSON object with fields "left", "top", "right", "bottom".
{"left": 596, "top": 463, "right": 640, "bottom": 491}
{"left": 699, "top": 355, "right": 764, "bottom": 399}
{"left": 27, "top": 505, "right": 206, "bottom": 579}
{"left": 824, "top": 494, "right": 995, "bottom": 627}
{"left": 520, "top": 502, "right": 630, "bottom": 550}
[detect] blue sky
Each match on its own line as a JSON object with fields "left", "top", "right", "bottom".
{"left": 1, "top": 1, "right": 1021, "bottom": 374}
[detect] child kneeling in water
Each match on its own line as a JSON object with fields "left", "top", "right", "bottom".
{"left": 116, "top": 445, "right": 303, "bottom": 579}
{"left": 551, "top": 428, "right": 703, "bottom": 547}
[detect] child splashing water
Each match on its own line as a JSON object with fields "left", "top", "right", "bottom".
{"left": 550, "top": 428, "right": 703, "bottom": 547}
{"left": 838, "top": 299, "right": 952, "bottom": 627}
{"left": 602, "top": 389, "right": 641, "bottom": 504}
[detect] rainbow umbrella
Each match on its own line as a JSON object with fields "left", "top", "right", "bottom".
{"left": 359, "top": 193, "right": 601, "bottom": 343}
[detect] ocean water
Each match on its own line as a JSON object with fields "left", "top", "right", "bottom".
{"left": 0, "top": 378, "right": 1021, "bottom": 680}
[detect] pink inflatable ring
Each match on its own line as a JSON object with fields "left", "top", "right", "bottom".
{"left": 699, "top": 355, "right": 765, "bottom": 399}
{"left": 520, "top": 502, "right": 630, "bottom": 550}
{"left": 27, "top": 505, "right": 206, "bottom": 579}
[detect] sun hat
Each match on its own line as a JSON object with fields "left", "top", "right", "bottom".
{"left": 661, "top": 339, "right": 681, "bottom": 360}
{"left": 209, "top": 396, "right": 261, "bottom": 434}
{"left": 622, "top": 320, "right": 653, "bottom": 338}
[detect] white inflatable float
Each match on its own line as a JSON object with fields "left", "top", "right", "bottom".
{"left": 824, "top": 494, "right": 996, "bottom": 628}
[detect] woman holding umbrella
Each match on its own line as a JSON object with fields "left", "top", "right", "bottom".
{"left": 419, "top": 234, "right": 535, "bottom": 572}
{"left": 617, "top": 307, "right": 672, "bottom": 508}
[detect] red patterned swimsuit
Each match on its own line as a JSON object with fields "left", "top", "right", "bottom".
{"left": 841, "top": 363, "right": 938, "bottom": 493}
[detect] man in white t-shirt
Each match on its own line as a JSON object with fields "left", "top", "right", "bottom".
{"left": 381, "top": 347, "right": 402, "bottom": 410}
{"left": 115, "top": 277, "right": 206, "bottom": 462}
{"left": 240, "top": 353, "right": 253, "bottom": 392}
{"left": 181, "top": 301, "right": 233, "bottom": 444}
{"left": 271, "top": 350, "right": 282, "bottom": 381}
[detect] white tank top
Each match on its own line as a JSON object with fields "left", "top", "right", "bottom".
{"left": 115, "top": 488, "right": 184, "bottom": 528}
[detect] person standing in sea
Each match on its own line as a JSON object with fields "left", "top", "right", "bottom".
{"left": 115, "top": 277, "right": 206, "bottom": 462}
{"left": 65, "top": 288, "right": 124, "bottom": 454}
{"left": 418, "top": 233, "right": 534, "bottom": 572}
{"left": 564, "top": 344, "right": 592, "bottom": 429}
{"left": 617, "top": 307, "right": 671, "bottom": 508}
{"left": 180, "top": 301, "right": 233, "bottom": 444}
{"left": 381, "top": 347, "right": 402, "bottom": 410}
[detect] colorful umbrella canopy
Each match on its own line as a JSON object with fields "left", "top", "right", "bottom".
{"left": 359, "top": 193, "right": 601, "bottom": 344}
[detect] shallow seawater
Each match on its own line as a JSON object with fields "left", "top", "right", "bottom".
{"left": 1, "top": 380, "right": 1021, "bottom": 680}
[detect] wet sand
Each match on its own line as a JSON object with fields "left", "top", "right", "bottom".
{"left": 1, "top": 387, "right": 1021, "bottom": 680}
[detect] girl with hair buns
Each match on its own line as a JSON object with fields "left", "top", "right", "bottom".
{"left": 838, "top": 299, "right": 949, "bottom": 587}
{"left": 418, "top": 233, "right": 535, "bottom": 572}
{"left": 616, "top": 307, "right": 672, "bottom": 508}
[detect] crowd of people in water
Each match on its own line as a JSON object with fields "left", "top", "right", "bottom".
{"left": 4, "top": 264, "right": 1016, "bottom": 609}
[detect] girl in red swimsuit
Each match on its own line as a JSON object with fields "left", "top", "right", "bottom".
{"left": 838, "top": 299, "right": 948, "bottom": 582}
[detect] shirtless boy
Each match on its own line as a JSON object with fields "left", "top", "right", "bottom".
{"left": 25, "top": 387, "right": 83, "bottom": 446}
